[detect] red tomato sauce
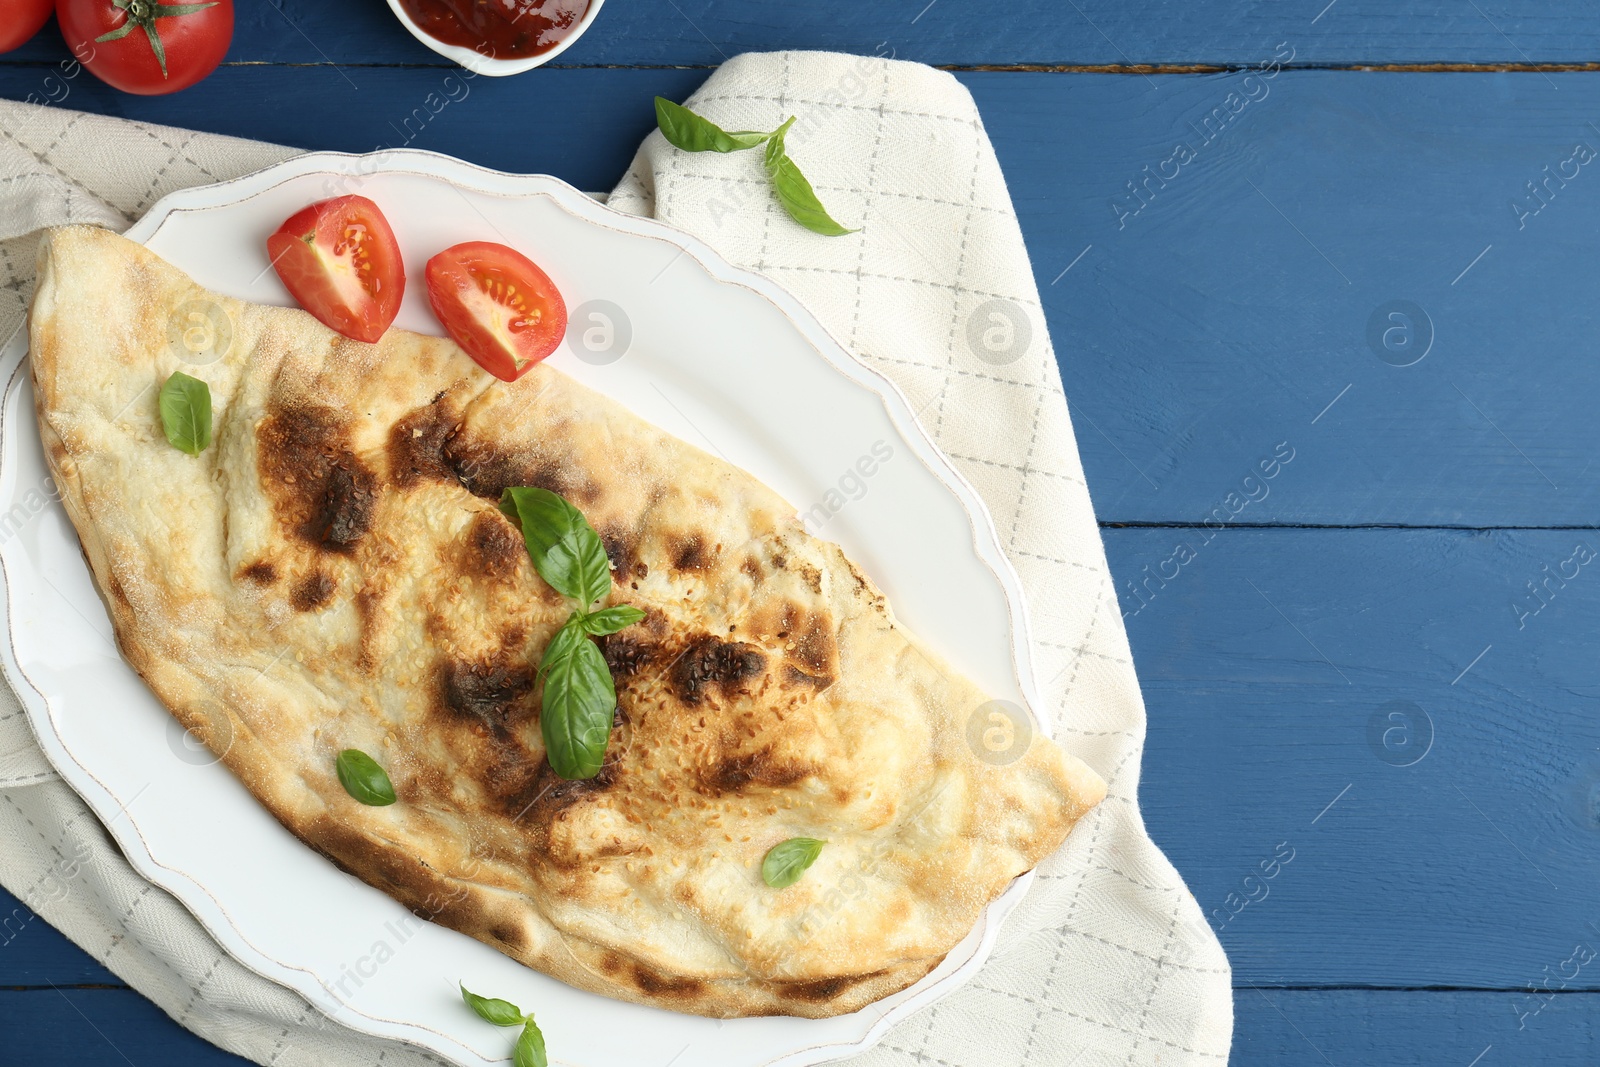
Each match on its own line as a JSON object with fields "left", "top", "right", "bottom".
{"left": 397, "top": 0, "right": 591, "bottom": 59}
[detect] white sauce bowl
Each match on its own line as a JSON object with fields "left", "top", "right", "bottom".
{"left": 383, "top": 0, "right": 608, "bottom": 76}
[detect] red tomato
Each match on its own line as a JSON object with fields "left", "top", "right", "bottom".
{"left": 266, "top": 196, "right": 405, "bottom": 345}
{"left": 0, "top": 0, "right": 54, "bottom": 54}
{"left": 425, "top": 243, "right": 567, "bottom": 382}
{"left": 56, "top": 0, "right": 232, "bottom": 95}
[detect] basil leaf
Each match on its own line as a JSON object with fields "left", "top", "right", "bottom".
{"left": 335, "top": 749, "right": 396, "bottom": 806}
{"left": 159, "top": 371, "right": 212, "bottom": 456}
{"left": 582, "top": 605, "right": 646, "bottom": 637}
{"left": 762, "top": 837, "right": 826, "bottom": 888}
{"left": 655, "top": 96, "right": 770, "bottom": 153}
{"left": 514, "top": 1017, "right": 548, "bottom": 1067}
{"left": 538, "top": 612, "right": 591, "bottom": 681}
{"left": 541, "top": 624, "right": 616, "bottom": 780}
{"left": 499, "top": 487, "right": 613, "bottom": 607}
{"left": 763, "top": 118, "right": 858, "bottom": 237}
{"left": 460, "top": 984, "right": 526, "bottom": 1027}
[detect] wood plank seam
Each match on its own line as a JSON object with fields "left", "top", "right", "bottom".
{"left": 8, "top": 61, "right": 1600, "bottom": 74}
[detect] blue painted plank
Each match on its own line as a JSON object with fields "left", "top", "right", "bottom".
{"left": 5, "top": 0, "right": 1600, "bottom": 68}
{"left": 1233, "top": 990, "right": 1600, "bottom": 1066}
{"left": 0, "top": 886, "right": 119, "bottom": 986}
{"left": 982, "top": 69, "right": 1600, "bottom": 527}
{"left": 0, "top": 987, "right": 1592, "bottom": 1066}
{"left": 4, "top": 68, "right": 1598, "bottom": 524}
{"left": 0, "top": 987, "right": 251, "bottom": 1065}
{"left": 0, "top": 65, "right": 698, "bottom": 196}
{"left": 1117, "top": 527, "right": 1600, "bottom": 988}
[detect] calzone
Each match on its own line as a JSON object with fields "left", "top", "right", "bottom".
{"left": 28, "top": 225, "right": 1105, "bottom": 1018}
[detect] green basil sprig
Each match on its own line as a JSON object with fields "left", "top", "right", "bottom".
{"left": 762, "top": 837, "right": 826, "bottom": 888}
{"left": 537, "top": 614, "right": 619, "bottom": 781}
{"left": 500, "top": 487, "right": 645, "bottom": 780}
{"left": 653, "top": 96, "right": 858, "bottom": 237}
{"left": 581, "top": 605, "right": 646, "bottom": 636}
{"left": 461, "top": 985, "right": 525, "bottom": 1027}
{"left": 499, "top": 487, "right": 613, "bottom": 607}
{"left": 335, "top": 748, "right": 396, "bottom": 806}
{"left": 460, "top": 984, "right": 548, "bottom": 1067}
{"left": 764, "top": 118, "right": 857, "bottom": 238}
{"left": 514, "top": 1018, "right": 549, "bottom": 1067}
{"left": 655, "top": 96, "right": 772, "bottom": 152}
{"left": 159, "top": 370, "right": 212, "bottom": 456}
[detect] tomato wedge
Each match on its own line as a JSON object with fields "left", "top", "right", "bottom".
{"left": 425, "top": 242, "right": 567, "bottom": 382}
{"left": 267, "top": 196, "right": 404, "bottom": 344}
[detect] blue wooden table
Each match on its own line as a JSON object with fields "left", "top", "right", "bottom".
{"left": 4, "top": 4, "right": 1599, "bottom": 1064}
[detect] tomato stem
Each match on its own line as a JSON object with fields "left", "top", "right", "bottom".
{"left": 94, "top": 0, "right": 220, "bottom": 78}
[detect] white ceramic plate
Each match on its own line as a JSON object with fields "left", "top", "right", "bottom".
{"left": 0, "top": 151, "right": 1047, "bottom": 1067}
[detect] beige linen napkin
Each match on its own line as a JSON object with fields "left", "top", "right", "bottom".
{"left": 0, "top": 51, "right": 1232, "bottom": 1067}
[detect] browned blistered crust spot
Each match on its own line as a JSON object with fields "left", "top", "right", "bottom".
{"left": 631, "top": 963, "right": 706, "bottom": 999}
{"left": 257, "top": 406, "right": 377, "bottom": 552}
{"left": 387, "top": 400, "right": 457, "bottom": 487}
{"left": 509, "top": 761, "right": 621, "bottom": 845}
{"left": 776, "top": 971, "right": 888, "bottom": 1003}
{"left": 239, "top": 560, "right": 277, "bottom": 585}
{"left": 460, "top": 510, "right": 524, "bottom": 583}
{"left": 751, "top": 601, "right": 839, "bottom": 687}
{"left": 842, "top": 556, "right": 887, "bottom": 611}
{"left": 304, "top": 816, "right": 528, "bottom": 956}
{"left": 790, "top": 613, "right": 837, "bottom": 678}
{"left": 460, "top": 447, "right": 556, "bottom": 499}
{"left": 353, "top": 585, "right": 383, "bottom": 674}
{"left": 489, "top": 925, "right": 524, "bottom": 949}
{"left": 783, "top": 665, "right": 831, "bottom": 689}
{"left": 795, "top": 562, "right": 823, "bottom": 594}
{"left": 669, "top": 635, "right": 767, "bottom": 705}
{"left": 599, "top": 632, "right": 655, "bottom": 679}
{"left": 601, "top": 525, "right": 645, "bottom": 581}
{"left": 290, "top": 570, "right": 335, "bottom": 611}
{"left": 702, "top": 745, "right": 815, "bottom": 796}
{"left": 666, "top": 531, "right": 712, "bottom": 572}
{"left": 438, "top": 657, "right": 535, "bottom": 736}
{"left": 480, "top": 748, "right": 544, "bottom": 814}
{"left": 448, "top": 436, "right": 598, "bottom": 506}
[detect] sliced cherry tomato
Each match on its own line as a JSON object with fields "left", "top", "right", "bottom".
{"left": 266, "top": 196, "right": 405, "bottom": 345}
{"left": 57, "top": 0, "right": 233, "bottom": 96}
{"left": 425, "top": 242, "right": 567, "bottom": 382}
{"left": 0, "top": 0, "right": 53, "bottom": 54}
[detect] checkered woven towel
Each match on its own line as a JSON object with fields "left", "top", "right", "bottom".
{"left": 0, "top": 50, "right": 1232, "bottom": 1067}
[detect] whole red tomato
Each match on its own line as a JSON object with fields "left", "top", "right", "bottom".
{"left": 0, "top": 0, "right": 54, "bottom": 53}
{"left": 56, "top": 0, "right": 232, "bottom": 95}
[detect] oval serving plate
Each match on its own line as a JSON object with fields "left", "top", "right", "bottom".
{"left": 0, "top": 150, "right": 1047, "bottom": 1067}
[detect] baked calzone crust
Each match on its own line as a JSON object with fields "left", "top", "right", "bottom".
{"left": 28, "top": 225, "right": 1105, "bottom": 1018}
